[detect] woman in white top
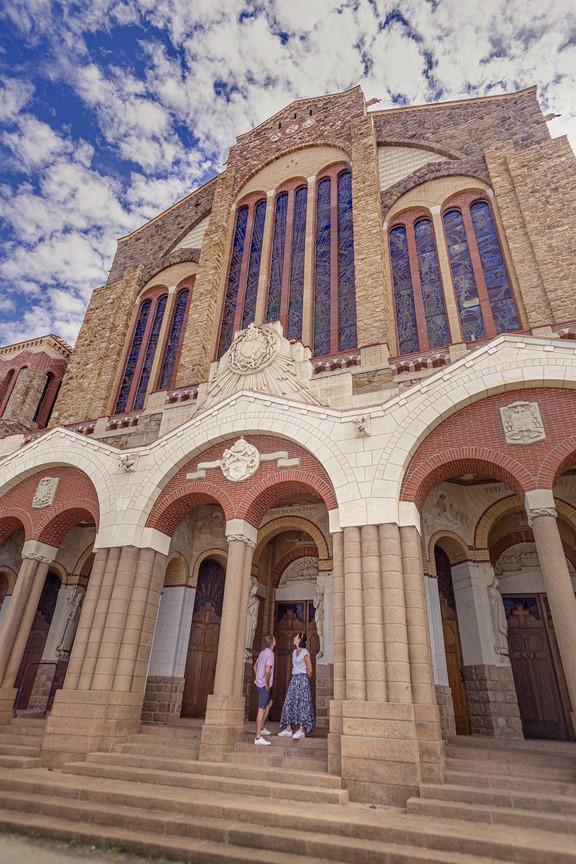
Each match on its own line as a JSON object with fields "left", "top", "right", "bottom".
{"left": 278, "top": 632, "right": 315, "bottom": 739}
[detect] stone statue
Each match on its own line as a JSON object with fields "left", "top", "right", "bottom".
{"left": 313, "top": 571, "right": 328, "bottom": 661}
{"left": 488, "top": 575, "right": 509, "bottom": 662}
{"left": 56, "top": 586, "right": 85, "bottom": 660}
{"left": 244, "top": 576, "right": 260, "bottom": 661}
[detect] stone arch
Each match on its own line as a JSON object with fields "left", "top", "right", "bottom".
{"left": 36, "top": 506, "right": 98, "bottom": 548}
{"left": 0, "top": 566, "right": 17, "bottom": 594}
{"left": 540, "top": 434, "right": 576, "bottom": 488}
{"left": 426, "top": 530, "right": 471, "bottom": 572}
{"left": 146, "top": 486, "right": 233, "bottom": 537}
{"left": 0, "top": 514, "right": 30, "bottom": 545}
{"left": 241, "top": 473, "right": 338, "bottom": 527}
{"left": 272, "top": 546, "right": 318, "bottom": 589}
{"left": 401, "top": 451, "right": 529, "bottom": 509}
{"left": 474, "top": 495, "right": 521, "bottom": 548}
{"left": 72, "top": 543, "right": 95, "bottom": 577}
{"left": 47, "top": 560, "right": 67, "bottom": 585}
{"left": 164, "top": 553, "right": 189, "bottom": 588}
{"left": 253, "top": 516, "right": 330, "bottom": 563}
{"left": 190, "top": 548, "right": 228, "bottom": 588}
{"left": 233, "top": 143, "right": 351, "bottom": 199}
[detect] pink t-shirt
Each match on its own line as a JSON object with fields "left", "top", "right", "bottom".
{"left": 254, "top": 647, "right": 275, "bottom": 688}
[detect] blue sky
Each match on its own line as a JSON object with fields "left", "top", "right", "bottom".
{"left": 0, "top": 0, "right": 574, "bottom": 346}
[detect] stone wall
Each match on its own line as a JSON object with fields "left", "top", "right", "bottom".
{"left": 463, "top": 664, "right": 523, "bottom": 737}
{"left": 435, "top": 684, "right": 456, "bottom": 739}
{"left": 141, "top": 676, "right": 185, "bottom": 723}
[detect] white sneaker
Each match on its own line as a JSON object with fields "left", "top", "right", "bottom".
{"left": 292, "top": 729, "right": 305, "bottom": 740}
{"left": 261, "top": 728, "right": 272, "bottom": 736}
{"left": 255, "top": 736, "right": 271, "bottom": 746}
{"left": 278, "top": 729, "right": 293, "bottom": 737}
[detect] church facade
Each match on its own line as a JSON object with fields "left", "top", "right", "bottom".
{"left": 0, "top": 84, "right": 575, "bottom": 806}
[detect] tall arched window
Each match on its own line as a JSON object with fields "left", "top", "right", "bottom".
{"left": 265, "top": 182, "right": 308, "bottom": 341}
{"left": 115, "top": 291, "right": 167, "bottom": 414}
{"left": 389, "top": 214, "right": 449, "bottom": 354}
{"left": 33, "top": 372, "right": 54, "bottom": 425}
{"left": 313, "top": 167, "right": 357, "bottom": 357}
{"left": 443, "top": 195, "right": 519, "bottom": 341}
{"left": 0, "top": 369, "right": 16, "bottom": 416}
{"left": 218, "top": 195, "right": 267, "bottom": 359}
{"left": 157, "top": 288, "right": 191, "bottom": 391}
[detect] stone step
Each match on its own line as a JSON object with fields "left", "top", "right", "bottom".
{"left": 0, "top": 732, "right": 45, "bottom": 746}
{"left": 137, "top": 723, "right": 202, "bottom": 739}
{"left": 85, "top": 751, "right": 342, "bottom": 789}
{"left": 62, "top": 760, "right": 349, "bottom": 806}
{"left": 446, "top": 742, "right": 576, "bottom": 766}
{"left": 0, "top": 743, "right": 41, "bottom": 757}
{"left": 0, "top": 770, "right": 573, "bottom": 864}
{"left": 443, "top": 769, "right": 576, "bottom": 798}
{"left": 445, "top": 756, "right": 576, "bottom": 782}
{"left": 0, "top": 804, "right": 524, "bottom": 864}
{"left": 114, "top": 741, "right": 201, "bottom": 759}
{"left": 406, "top": 795, "right": 576, "bottom": 834}
{"left": 420, "top": 782, "right": 576, "bottom": 814}
{"left": 234, "top": 740, "right": 328, "bottom": 762}
{"left": 224, "top": 751, "right": 328, "bottom": 772}
{"left": 447, "top": 735, "right": 576, "bottom": 756}
{"left": 0, "top": 756, "right": 42, "bottom": 769}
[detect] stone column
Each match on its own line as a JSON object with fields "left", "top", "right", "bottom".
{"left": 451, "top": 559, "right": 522, "bottom": 738}
{"left": 527, "top": 491, "right": 576, "bottom": 728}
{"left": 328, "top": 531, "right": 345, "bottom": 774}
{"left": 199, "top": 520, "right": 257, "bottom": 762}
{"left": 343, "top": 527, "right": 366, "bottom": 700}
{"left": 379, "top": 523, "right": 411, "bottom": 703}
{"left": 0, "top": 542, "right": 56, "bottom": 724}
{"left": 361, "top": 525, "right": 386, "bottom": 701}
{"left": 400, "top": 525, "right": 444, "bottom": 783}
{"left": 41, "top": 543, "right": 167, "bottom": 766}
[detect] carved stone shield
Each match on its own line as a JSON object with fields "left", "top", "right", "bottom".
{"left": 220, "top": 438, "right": 260, "bottom": 482}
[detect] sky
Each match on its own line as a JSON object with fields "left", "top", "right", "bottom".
{"left": 0, "top": 0, "right": 574, "bottom": 347}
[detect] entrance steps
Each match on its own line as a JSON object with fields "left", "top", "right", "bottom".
{"left": 0, "top": 715, "right": 45, "bottom": 768}
{"left": 407, "top": 735, "right": 576, "bottom": 836}
{"left": 114, "top": 718, "right": 202, "bottom": 760}
{"left": 0, "top": 723, "right": 574, "bottom": 862}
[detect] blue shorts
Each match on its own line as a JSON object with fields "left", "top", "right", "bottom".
{"left": 257, "top": 686, "right": 272, "bottom": 710}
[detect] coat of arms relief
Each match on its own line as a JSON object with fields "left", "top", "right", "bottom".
{"left": 220, "top": 438, "right": 260, "bottom": 482}
{"left": 499, "top": 401, "right": 545, "bottom": 445}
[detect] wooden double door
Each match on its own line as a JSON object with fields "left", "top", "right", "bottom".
{"left": 504, "top": 594, "right": 573, "bottom": 740}
{"left": 269, "top": 601, "right": 318, "bottom": 722}
{"left": 182, "top": 560, "right": 225, "bottom": 718}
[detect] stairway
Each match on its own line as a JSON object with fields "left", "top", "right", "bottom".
{"left": 0, "top": 715, "right": 45, "bottom": 768}
{"left": 0, "top": 723, "right": 574, "bottom": 863}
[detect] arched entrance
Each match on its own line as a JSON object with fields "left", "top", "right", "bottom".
{"left": 15, "top": 570, "right": 60, "bottom": 710}
{"left": 435, "top": 544, "right": 470, "bottom": 734}
{"left": 182, "top": 558, "right": 225, "bottom": 717}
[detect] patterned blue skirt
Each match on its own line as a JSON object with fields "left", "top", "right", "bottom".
{"left": 279, "top": 674, "right": 315, "bottom": 733}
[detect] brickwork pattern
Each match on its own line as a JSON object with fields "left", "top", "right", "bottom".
{"left": 463, "top": 664, "right": 523, "bottom": 737}
{"left": 401, "top": 387, "right": 576, "bottom": 505}
{"left": 141, "top": 675, "right": 184, "bottom": 723}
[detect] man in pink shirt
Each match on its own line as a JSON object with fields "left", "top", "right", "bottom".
{"left": 253, "top": 634, "right": 276, "bottom": 745}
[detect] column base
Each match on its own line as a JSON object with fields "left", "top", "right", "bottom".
{"left": 142, "top": 676, "right": 184, "bottom": 723}
{"left": 41, "top": 688, "right": 144, "bottom": 767}
{"left": 198, "top": 694, "right": 246, "bottom": 762}
{"left": 435, "top": 684, "right": 456, "bottom": 739}
{"left": 339, "top": 701, "right": 434, "bottom": 806}
{"left": 463, "top": 665, "right": 523, "bottom": 738}
{"left": 0, "top": 688, "right": 17, "bottom": 726}
{"left": 327, "top": 699, "right": 343, "bottom": 775}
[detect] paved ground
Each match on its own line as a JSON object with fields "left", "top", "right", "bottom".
{"left": 0, "top": 831, "right": 186, "bottom": 864}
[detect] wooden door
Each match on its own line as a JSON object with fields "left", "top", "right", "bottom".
{"left": 181, "top": 559, "right": 225, "bottom": 718}
{"left": 441, "top": 599, "right": 471, "bottom": 734}
{"left": 270, "top": 601, "right": 318, "bottom": 722}
{"left": 15, "top": 571, "right": 60, "bottom": 709}
{"left": 182, "top": 602, "right": 220, "bottom": 717}
{"left": 504, "top": 595, "right": 571, "bottom": 740}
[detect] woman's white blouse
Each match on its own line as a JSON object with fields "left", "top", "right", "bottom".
{"left": 291, "top": 648, "right": 310, "bottom": 675}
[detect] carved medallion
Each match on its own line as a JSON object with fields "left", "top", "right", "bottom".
{"left": 32, "top": 477, "right": 60, "bottom": 509}
{"left": 500, "top": 401, "right": 545, "bottom": 445}
{"left": 220, "top": 438, "right": 260, "bottom": 483}
{"left": 227, "top": 323, "right": 280, "bottom": 374}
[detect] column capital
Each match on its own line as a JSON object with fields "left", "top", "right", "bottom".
{"left": 225, "top": 519, "right": 257, "bottom": 548}
{"left": 527, "top": 507, "right": 558, "bottom": 526}
{"left": 524, "top": 489, "right": 557, "bottom": 525}
{"left": 21, "top": 540, "right": 58, "bottom": 564}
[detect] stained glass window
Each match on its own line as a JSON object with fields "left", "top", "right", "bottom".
{"left": 158, "top": 289, "right": 190, "bottom": 391}
{"left": 218, "top": 206, "right": 248, "bottom": 358}
{"left": 134, "top": 295, "right": 167, "bottom": 410}
{"left": 314, "top": 178, "right": 332, "bottom": 356}
{"left": 443, "top": 208, "right": 486, "bottom": 342}
{"left": 115, "top": 299, "right": 151, "bottom": 414}
{"left": 287, "top": 185, "right": 307, "bottom": 340}
{"left": 470, "top": 201, "right": 519, "bottom": 333}
{"left": 337, "top": 171, "right": 357, "bottom": 352}
{"left": 266, "top": 193, "right": 288, "bottom": 324}
{"left": 414, "top": 219, "right": 450, "bottom": 349}
{"left": 390, "top": 226, "right": 419, "bottom": 354}
{"left": 242, "top": 199, "right": 267, "bottom": 330}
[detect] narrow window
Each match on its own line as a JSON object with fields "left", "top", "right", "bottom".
{"left": 115, "top": 300, "right": 152, "bottom": 414}
{"left": 0, "top": 369, "right": 15, "bottom": 415}
{"left": 470, "top": 201, "right": 519, "bottom": 333}
{"left": 133, "top": 295, "right": 167, "bottom": 410}
{"left": 242, "top": 200, "right": 267, "bottom": 330}
{"left": 443, "top": 208, "right": 486, "bottom": 341}
{"left": 218, "top": 206, "right": 249, "bottom": 358}
{"left": 337, "top": 170, "right": 357, "bottom": 351}
{"left": 114, "top": 292, "right": 167, "bottom": 415}
{"left": 158, "top": 289, "right": 190, "bottom": 391}
{"left": 313, "top": 177, "right": 332, "bottom": 356}
{"left": 390, "top": 225, "right": 419, "bottom": 354}
{"left": 33, "top": 372, "right": 54, "bottom": 424}
{"left": 287, "top": 185, "right": 307, "bottom": 340}
{"left": 414, "top": 218, "right": 450, "bottom": 349}
{"left": 266, "top": 193, "right": 288, "bottom": 324}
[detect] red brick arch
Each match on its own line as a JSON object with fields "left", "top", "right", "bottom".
{"left": 240, "top": 475, "right": 337, "bottom": 527}
{"left": 272, "top": 546, "right": 318, "bottom": 589}
{"left": 0, "top": 514, "right": 29, "bottom": 545}
{"left": 147, "top": 486, "right": 234, "bottom": 537}
{"left": 539, "top": 435, "right": 576, "bottom": 488}
{"left": 35, "top": 505, "right": 98, "bottom": 547}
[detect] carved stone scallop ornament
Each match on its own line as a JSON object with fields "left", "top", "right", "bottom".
{"left": 499, "top": 401, "right": 545, "bottom": 445}
{"left": 227, "top": 323, "right": 280, "bottom": 375}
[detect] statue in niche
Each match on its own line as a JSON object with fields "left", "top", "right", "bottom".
{"left": 313, "top": 571, "right": 328, "bottom": 661}
{"left": 244, "top": 576, "right": 260, "bottom": 661}
{"left": 56, "top": 586, "right": 85, "bottom": 661}
{"left": 488, "top": 575, "right": 509, "bottom": 662}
